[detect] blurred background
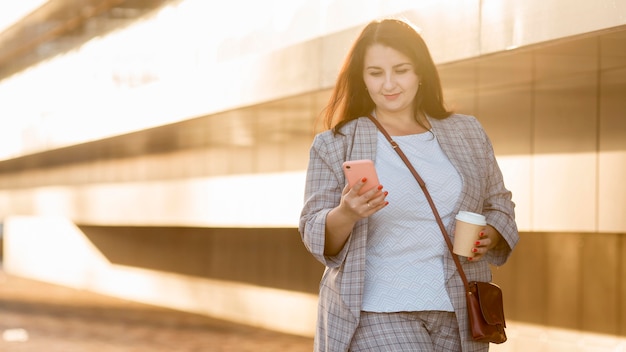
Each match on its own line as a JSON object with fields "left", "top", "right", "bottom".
{"left": 0, "top": 0, "right": 625, "bottom": 351}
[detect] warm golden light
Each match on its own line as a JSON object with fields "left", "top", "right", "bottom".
{"left": 1, "top": 2, "right": 625, "bottom": 351}
{"left": 0, "top": 0, "right": 49, "bottom": 33}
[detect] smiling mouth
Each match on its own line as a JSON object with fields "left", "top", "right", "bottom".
{"left": 384, "top": 93, "right": 401, "bottom": 100}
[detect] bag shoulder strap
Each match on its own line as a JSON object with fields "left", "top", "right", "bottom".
{"left": 366, "top": 115, "right": 470, "bottom": 290}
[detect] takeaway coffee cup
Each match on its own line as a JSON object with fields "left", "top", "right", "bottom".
{"left": 453, "top": 211, "right": 487, "bottom": 257}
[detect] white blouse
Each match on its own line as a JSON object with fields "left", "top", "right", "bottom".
{"left": 361, "top": 131, "right": 462, "bottom": 312}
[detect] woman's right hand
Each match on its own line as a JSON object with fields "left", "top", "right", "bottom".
{"left": 340, "top": 177, "right": 388, "bottom": 220}
{"left": 324, "top": 178, "right": 388, "bottom": 256}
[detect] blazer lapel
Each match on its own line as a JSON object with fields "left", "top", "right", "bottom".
{"left": 341, "top": 117, "right": 378, "bottom": 318}
{"left": 348, "top": 117, "right": 378, "bottom": 161}
{"left": 429, "top": 116, "right": 482, "bottom": 216}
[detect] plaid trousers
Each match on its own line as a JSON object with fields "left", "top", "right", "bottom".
{"left": 349, "top": 311, "right": 462, "bottom": 352}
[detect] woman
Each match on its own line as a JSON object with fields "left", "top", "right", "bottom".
{"left": 299, "top": 18, "right": 518, "bottom": 352}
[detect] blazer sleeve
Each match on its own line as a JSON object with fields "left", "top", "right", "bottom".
{"left": 299, "top": 131, "right": 351, "bottom": 268}
{"left": 474, "top": 119, "right": 519, "bottom": 266}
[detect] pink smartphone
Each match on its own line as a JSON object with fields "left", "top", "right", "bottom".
{"left": 342, "top": 159, "right": 380, "bottom": 195}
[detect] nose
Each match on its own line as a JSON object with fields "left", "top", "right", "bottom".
{"left": 383, "top": 72, "right": 396, "bottom": 90}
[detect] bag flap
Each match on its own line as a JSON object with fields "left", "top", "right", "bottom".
{"left": 474, "top": 282, "right": 506, "bottom": 326}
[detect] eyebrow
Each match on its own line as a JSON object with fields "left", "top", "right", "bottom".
{"left": 365, "top": 62, "right": 413, "bottom": 70}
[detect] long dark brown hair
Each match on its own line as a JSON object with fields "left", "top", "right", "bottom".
{"left": 323, "top": 18, "right": 452, "bottom": 133}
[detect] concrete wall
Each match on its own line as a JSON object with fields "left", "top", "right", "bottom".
{"left": 439, "top": 27, "right": 626, "bottom": 234}
{"left": 1, "top": 0, "right": 625, "bottom": 159}
{"left": 3, "top": 217, "right": 322, "bottom": 336}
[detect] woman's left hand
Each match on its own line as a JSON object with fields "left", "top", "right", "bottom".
{"left": 469, "top": 225, "right": 503, "bottom": 261}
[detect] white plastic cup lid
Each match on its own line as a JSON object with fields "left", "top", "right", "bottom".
{"left": 455, "top": 211, "right": 486, "bottom": 226}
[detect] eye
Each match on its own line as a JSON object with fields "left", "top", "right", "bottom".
{"left": 394, "top": 64, "right": 414, "bottom": 75}
{"left": 367, "top": 70, "right": 383, "bottom": 77}
{"left": 396, "top": 66, "right": 413, "bottom": 74}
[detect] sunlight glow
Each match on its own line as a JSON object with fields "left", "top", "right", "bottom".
{"left": 0, "top": 0, "right": 330, "bottom": 160}
{"left": 0, "top": 171, "right": 307, "bottom": 228}
{"left": 0, "top": 0, "right": 48, "bottom": 33}
{"left": 0, "top": 0, "right": 432, "bottom": 161}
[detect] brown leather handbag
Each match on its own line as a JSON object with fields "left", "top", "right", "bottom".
{"left": 367, "top": 115, "right": 507, "bottom": 344}
{"left": 466, "top": 281, "right": 507, "bottom": 343}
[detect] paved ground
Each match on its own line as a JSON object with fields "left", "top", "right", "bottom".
{"left": 0, "top": 269, "right": 314, "bottom": 352}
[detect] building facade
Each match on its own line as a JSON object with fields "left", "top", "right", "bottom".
{"left": 1, "top": 0, "right": 625, "bottom": 350}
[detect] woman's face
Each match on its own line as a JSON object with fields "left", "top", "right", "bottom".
{"left": 362, "top": 43, "right": 420, "bottom": 116}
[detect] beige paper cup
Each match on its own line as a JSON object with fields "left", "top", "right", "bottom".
{"left": 453, "top": 211, "right": 487, "bottom": 257}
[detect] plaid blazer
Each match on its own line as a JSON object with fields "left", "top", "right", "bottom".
{"left": 299, "top": 115, "right": 519, "bottom": 352}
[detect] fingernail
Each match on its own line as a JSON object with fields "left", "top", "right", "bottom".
{"left": 472, "top": 248, "right": 478, "bottom": 253}
{"left": 362, "top": 177, "right": 367, "bottom": 182}
{"left": 385, "top": 201, "right": 389, "bottom": 205}
{"left": 468, "top": 257, "right": 473, "bottom": 261}
{"left": 479, "top": 231, "right": 485, "bottom": 237}
{"left": 475, "top": 241, "right": 481, "bottom": 246}
{"left": 384, "top": 191, "right": 388, "bottom": 196}
{"left": 377, "top": 185, "right": 383, "bottom": 190}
